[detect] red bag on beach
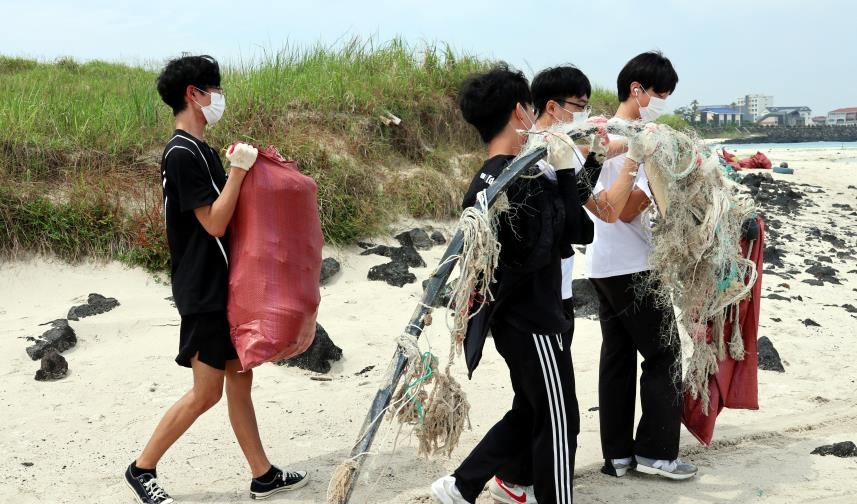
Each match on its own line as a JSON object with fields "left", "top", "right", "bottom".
{"left": 682, "top": 218, "right": 764, "bottom": 445}
{"left": 227, "top": 145, "right": 323, "bottom": 371}
{"left": 738, "top": 152, "right": 772, "bottom": 169}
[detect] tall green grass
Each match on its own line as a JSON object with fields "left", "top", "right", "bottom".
{"left": 0, "top": 40, "right": 619, "bottom": 270}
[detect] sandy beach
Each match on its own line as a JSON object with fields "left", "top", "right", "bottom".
{"left": 2, "top": 145, "right": 856, "bottom": 503}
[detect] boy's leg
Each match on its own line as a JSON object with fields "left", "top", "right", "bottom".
{"left": 528, "top": 331, "right": 577, "bottom": 504}
{"left": 591, "top": 276, "right": 638, "bottom": 460}
{"left": 493, "top": 395, "right": 533, "bottom": 485}
{"left": 136, "top": 355, "right": 226, "bottom": 469}
{"left": 495, "top": 315, "right": 578, "bottom": 488}
{"left": 625, "top": 274, "right": 681, "bottom": 461}
{"left": 224, "top": 359, "right": 271, "bottom": 478}
{"left": 453, "top": 324, "right": 577, "bottom": 504}
{"left": 451, "top": 322, "right": 539, "bottom": 501}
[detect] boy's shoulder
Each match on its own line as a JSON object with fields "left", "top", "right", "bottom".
{"left": 462, "top": 154, "right": 516, "bottom": 208}
{"left": 162, "top": 131, "right": 218, "bottom": 170}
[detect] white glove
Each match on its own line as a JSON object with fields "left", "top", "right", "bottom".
{"left": 545, "top": 132, "right": 576, "bottom": 171}
{"left": 627, "top": 125, "right": 660, "bottom": 164}
{"left": 226, "top": 142, "right": 258, "bottom": 171}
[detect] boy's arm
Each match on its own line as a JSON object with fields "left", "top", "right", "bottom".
{"left": 194, "top": 170, "right": 248, "bottom": 237}
{"left": 191, "top": 143, "right": 258, "bottom": 237}
{"left": 583, "top": 157, "right": 639, "bottom": 223}
{"left": 618, "top": 189, "right": 651, "bottom": 223}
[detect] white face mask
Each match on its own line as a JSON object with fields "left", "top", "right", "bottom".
{"left": 552, "top": 103, "right": 590, "bottom": 125}
{"left": 572, "top": 109, "right": 590, "bottom": 124}
{"left": 636, "top": 89, "right": 667, "bottom": 123}
{"left": 194, "top": 88, "right": 226, "bottom": 126}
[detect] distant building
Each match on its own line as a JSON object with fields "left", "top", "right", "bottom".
{"left": 763, "top": 106, "right": 812, "bottom": 126}
{"left": 811, "top": 116, "right": 827, "bottom": 126}
{"left": 756, "top": 106, "right": 812, "bottom": 126}
{"left": 826, "top": 107, "right": 857, "bottom": 126}
{"left": 735, "top": 94, "right": 774, "bottom": 122}
{"left": 695, "top": 106, "right": 742, "bottom": 126}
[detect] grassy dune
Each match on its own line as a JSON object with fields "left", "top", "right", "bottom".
{"left": 0, "top": 39, "right": 618, "bottom": 271}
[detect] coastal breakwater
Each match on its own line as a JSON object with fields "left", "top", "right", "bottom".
{"left": 715, "top": 126, "right": 857, "bottom": 144}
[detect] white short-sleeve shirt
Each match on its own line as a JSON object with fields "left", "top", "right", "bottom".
{"left": 584, "top": 147, "right": 654, "bottom": 279}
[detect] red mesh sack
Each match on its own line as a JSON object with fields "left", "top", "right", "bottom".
{"left": 227, "top": 145, "right": 323, "bottom": 371}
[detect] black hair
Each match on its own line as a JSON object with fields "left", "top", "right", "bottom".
{"left": 457, "top": 62, "right": 531, "bottom": 144}
{"left": 532, "top": 65, "right": 591, "bottom": 117}
{"left": 616, "top": 51, "right": 678, "bottom": 102}
{"left": 156, "top": 55, "right": 221, "bottom": 115}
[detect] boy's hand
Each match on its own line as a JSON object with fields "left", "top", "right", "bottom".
{"left": 545, "top": 132, "right": 576, "bottom": 171}
{"left": 589, "top": 127, "right": 609, "bottom": 164}
{"left": 226, "top": 143, "right": 258, "bottom": 171}
{"left": 627, "top": 125, "right": 661, "bottom": 164}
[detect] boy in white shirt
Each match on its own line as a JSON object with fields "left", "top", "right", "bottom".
{"left": 584, "top": 51, "right": 698, "bottom": 481}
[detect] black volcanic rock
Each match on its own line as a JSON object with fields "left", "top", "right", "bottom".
{"left": 320, "top": 257, "right": 341, "bottom": 286}
{"left": 34, "top": 350, "right": 68, "bottom": 381}
{"left": 26, "top": 320, "right": 76, "bottom": 361}
{"left": 277, "top": 323, "right": 342, "bottom": 374}
{"left": 757, "top": 336, "right": 785, "bottom": 372}
{"left": 67, "top": 293, "right": 119, "bottom": 321}
{"left": 811, "top": 441, "right": 857, "bottom": 458}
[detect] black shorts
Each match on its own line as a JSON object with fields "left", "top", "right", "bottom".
{"left": 176, "top": 310, "right": 238, "bottom": 370}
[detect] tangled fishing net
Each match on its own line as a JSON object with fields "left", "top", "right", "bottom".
{"left": 624, "top": 122, "right": 757, "bottom": 414}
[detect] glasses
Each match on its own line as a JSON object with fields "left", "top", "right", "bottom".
{"left": 195, "top": 86, "right": 225, "bottom": 95}
{"left": 555, "top": 99, "right": 591, "bottom": 114}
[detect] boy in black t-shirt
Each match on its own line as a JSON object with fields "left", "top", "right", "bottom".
{"left": 431, "top": 64, "right": 581, "bottom": 504}
{"left": 124, "top": 55, "right": 307, "bottom": 504}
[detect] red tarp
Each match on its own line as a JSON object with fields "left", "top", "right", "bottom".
{"left": 227, "top": 145, "right": 323, "bottom": 371}
{"left": 720, "top": 149, "right": 772, "bottom": 170}
{"left": 682, "top": 218, "right": 764, "bottom": 446}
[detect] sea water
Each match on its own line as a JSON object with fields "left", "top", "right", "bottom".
{"left": 708, "top": 141, "right": 857, "bottom": 152}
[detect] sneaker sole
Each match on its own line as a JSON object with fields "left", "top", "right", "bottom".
{"left": 124, "top": 476, "right": 175, "bottom": 504}
{"left": 488, "top": 488, "right": 532, "bottom": 504}
{"left": 250, "top": 476, "right": 310, "bottom": 500}
{"left": 635, "top": 463, "right": 696, "bottom": 480}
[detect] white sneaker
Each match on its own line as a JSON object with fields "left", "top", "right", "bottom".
{"left": 431, "top": 475, "right": 468, "bottom": 504}
{"left": 635, "top": 456, "right": 698, "bottom": 480}
{"left": 488, "top": 476, "right": 537, "bottom": 503}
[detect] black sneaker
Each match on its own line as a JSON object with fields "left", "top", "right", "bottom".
{"left": 250, "top": 466, "right": 309, "bottom": 500}
{"left": 600, "top": 458, "right": 635, "bottom": 478}
{"left": 124, "top": 464, "right": 175, "bottom": 504}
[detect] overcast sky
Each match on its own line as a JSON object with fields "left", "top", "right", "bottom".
{"left": 2, "top": 0, "right": 853, "bottom": 116}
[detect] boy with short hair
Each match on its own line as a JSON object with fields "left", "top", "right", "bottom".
{"left": 584, "top": 51, "right": 698, "bottom": 481}
{"left": 124, "top": 54, "right": 307, "bottom": 504}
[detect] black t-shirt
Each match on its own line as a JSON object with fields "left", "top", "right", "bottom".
{"left": 462, "top": 154, "right": 578, "bottom": 335}
{"left": 161, "top": 130, "right": 229, "bottom": 316}
{"left": 462, "top": 154, "right": 513, "bottom": 208}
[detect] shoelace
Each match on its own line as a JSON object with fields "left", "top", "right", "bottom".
{"left": 282, "top": 471, "right": 303, "bottom": 483}
{"left": 652, "top": 458, "right": 681, "bottom": 472}
{"left": 143, "top": 477, "right": 171, "bottom": 500}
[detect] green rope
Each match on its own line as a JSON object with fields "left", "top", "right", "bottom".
{"left": 716, "top": 262, "right": 739, "bottom": 292}
{"left": 403, "top": 351, "right": 435, "bottom": 423}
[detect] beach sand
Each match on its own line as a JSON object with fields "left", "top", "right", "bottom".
{"left": 1, "top": 146, "right": 856, "bottom": 503}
